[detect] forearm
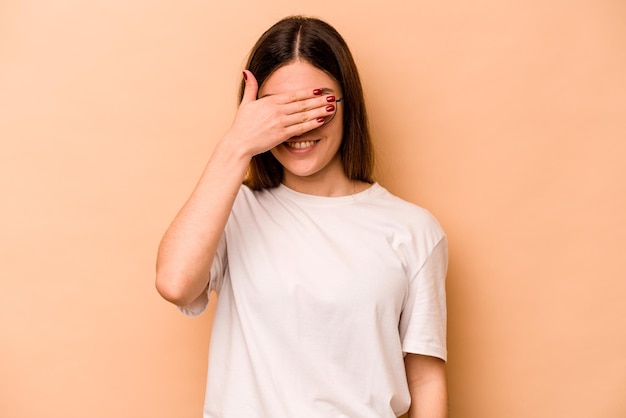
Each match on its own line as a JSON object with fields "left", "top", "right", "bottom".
{"left": 155, "top": 138, "right": 250, "bottom": 306}
{"left": 407, "top": 377, "right": 448, "bottom": 418}
{"left": 405, "top": 355, "right": 448, "bottom": 418}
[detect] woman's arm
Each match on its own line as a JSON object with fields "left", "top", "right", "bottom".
{"left": 405, "top": 354, "right": 448, "bottom": 418}
{"left": 155, "top": 71, "right": 333, "bottom": 307}
{"left": 154, "top": 138, "right": 250, "bottom": 307}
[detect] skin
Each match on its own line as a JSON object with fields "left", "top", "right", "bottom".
{"left": 156, "top": 60, "right": 447, "bottom": 416}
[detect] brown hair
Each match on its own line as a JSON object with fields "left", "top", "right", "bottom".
{"left": 241, "top": 16, "right": 374, "bottom": 189}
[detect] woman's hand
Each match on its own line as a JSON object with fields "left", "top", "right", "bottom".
{"left": 223, "top": 70, "right": 336, "bottom": 157}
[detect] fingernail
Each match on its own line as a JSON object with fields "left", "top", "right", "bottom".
{"left": 316, "top": 117, "right": 325, "bottom": 123}
{"left": 313, "top": 89, "right": 322, "bottom": 95}
{"left": 242, "top": 71, "right": 248, "bottom": 81}
{"left": 326, "top": 95, "right": 335, "bottom": 102}
{"left": 326, "top": 105, "right": 335, "bottom": 112}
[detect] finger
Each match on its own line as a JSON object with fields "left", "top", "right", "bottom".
{"left": 282, "top": 101, "right": 336, "bottom": 127}
{"left": 282, "top": 94, "right": 336, "bottom": 116}
{"left": 241, "top": 70, "right": 259, "bottom": 105}
{"left": 273, "top": 87, "right": 324, "bottom": 105}
{"left": 283, "top": 117, "right": 326, "bottom": 138}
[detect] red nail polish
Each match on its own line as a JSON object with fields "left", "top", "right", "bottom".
{"left": 326, "top": 105, "right": 335, "bottom": 112}
{"left": 317, "top": 117, "right": 325, "bottom": 123}
{"left": 242, "top": 71, "right": 248, "bottom": 81}
{"left": 313, "top": 89, "right": 322, "bottom": 95}
{"left": 326, "top": 95, "right": 335, "bottom": 102}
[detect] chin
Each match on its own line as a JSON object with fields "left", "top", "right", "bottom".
{"left": 281, "top": 164, "right": 323, "bottom": 178}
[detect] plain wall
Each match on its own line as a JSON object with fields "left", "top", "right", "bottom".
{"left": 1, "top": 1, "right": 625, "bottom": 417}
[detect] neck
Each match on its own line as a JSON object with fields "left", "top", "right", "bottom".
{"left": 282, "top": 171, "right": 369, "bottom": 197}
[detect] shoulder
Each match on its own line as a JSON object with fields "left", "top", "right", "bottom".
{"left": 368, "top": 184, "right": 446, "bottom": 239}
{"left": 234, "top": 184, "right": 276, "bottom": 207}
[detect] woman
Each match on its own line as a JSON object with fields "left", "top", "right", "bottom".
{"left": 156, "top": 15, "right": 448, "bottom": 418}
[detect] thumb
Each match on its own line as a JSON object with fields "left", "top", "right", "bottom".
{"left": 240, "top": 70, "right": 259, "bottom": 105}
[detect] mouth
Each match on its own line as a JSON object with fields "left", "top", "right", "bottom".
{"left": 284, "top": 139, "right": 320, "bottom": 149}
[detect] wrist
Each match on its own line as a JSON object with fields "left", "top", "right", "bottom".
{"left": 213, "top": 134, "right": 254, "bottom": 167}
{"left": 214, "top": 133, "right": 256, "bottom": 162}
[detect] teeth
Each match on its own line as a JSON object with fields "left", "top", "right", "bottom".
{"left": 286, "top": 140, "right": 317, "bottom": 149}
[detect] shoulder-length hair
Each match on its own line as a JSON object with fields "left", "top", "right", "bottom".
{"left": 240, "top": 15, "right": 374, "bottom": 190}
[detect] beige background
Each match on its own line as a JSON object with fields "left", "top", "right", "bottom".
{"left": 1, "top": 1, "right": 625, "bottom": 417}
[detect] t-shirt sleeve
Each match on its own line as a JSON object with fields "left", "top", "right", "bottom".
{"left": 399, "top": 236, "right": 448, "bottom": 361}
{"left": 177, "top": 232, "right": 228, "bottom": 317}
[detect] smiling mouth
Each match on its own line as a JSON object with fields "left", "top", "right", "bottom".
{"left": 285, "top": 140, "right": 320, "bottom": 149}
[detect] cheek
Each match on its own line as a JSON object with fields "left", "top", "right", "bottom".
{"left": 318, "top": 116, "right": 345, "bottom": 138}
{"left": 329, "top": 122, "right": 344, "bottom": 144}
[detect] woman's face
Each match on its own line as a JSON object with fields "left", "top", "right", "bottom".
{"left": 259, "top": 60, "right": 346, "bottom": 191}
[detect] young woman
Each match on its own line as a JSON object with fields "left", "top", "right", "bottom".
{"left": 156, "top": 15, "right": 448, "bottom": 418}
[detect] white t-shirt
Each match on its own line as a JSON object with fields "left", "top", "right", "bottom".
{"left": 180, "top": 183, "right": 448, "bottom": 418}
